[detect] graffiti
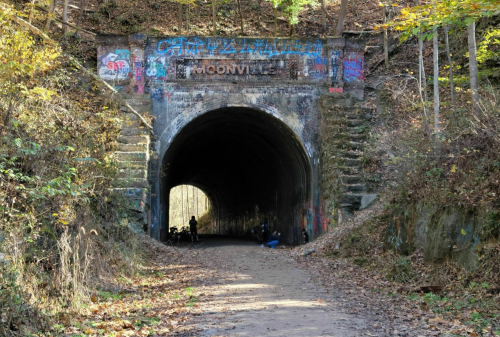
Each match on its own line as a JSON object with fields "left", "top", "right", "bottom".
{"left": 98, "top": 51, "right": 130, "bottom": 80}
{"left": 220, "top": 38, "right": 237, "bottom": 54}
{"left": 133, "top": 55, "right": 145, "bottom": 94}
{"left": 153, "top": 37, "right": 323, "bottom": 58}
{"left": 156, "top": 37, "right": 186, "bottom": 56}
{"left": 145, "top": 56, "right": 175, "bottom": 80}
{"left": 329, "top": 87, "right": 343, "bottom": 93}
{"left": 152, "top": 86, "right": 173, "bottom": 103}
{"left": 330, "top": 50, "right": 341, "bottom": 83}
{"left": 306, "top": 55, "right": 327, "bottom": 78}
{"left": 190, "top": 63, "right": 277, "bottom": 76}
{"left": 343, "top": 58, "right": 364, "bottom": 82}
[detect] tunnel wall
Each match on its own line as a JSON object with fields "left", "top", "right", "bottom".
{"left": 96, "top": 34, "right": 365, "bottom": 244}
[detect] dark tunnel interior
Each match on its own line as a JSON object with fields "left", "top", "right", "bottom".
{"left": 160, "top": 107, "right": 312, "bottom": 242}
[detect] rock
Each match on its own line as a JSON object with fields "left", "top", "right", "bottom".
{"left": 360, "top": 194, "right": 377, "bottom": 210}
{"left": 303, "top": 249, "right": 316, "bottom": 256}
{"left": 128, "top": 221, "right": 145, "bottom": 234}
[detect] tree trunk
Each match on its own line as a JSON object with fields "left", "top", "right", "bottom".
{"left": 383, "top": 7, "right": 389, "bottom": 70}
{"left": 433, "top": 27, "right": 440, "bottom": 137}
{"left": 76, "top": 0, "right": 86, "bottom": 36}
{"left": 444, "top": 25, "right": 458, "bottom": 125}
{"left": 419, "top": 31, "right": 428, "bottom": 102}
{"left": 257, "top": 0, "right": 262, "bottom": 27}
{"left": 274, "top": 5, "right": 278, "bottom": 37}
{"left": 335, "top": 0, "right": 349, "bottom": 36}
{"left": 418, "top": 47, "right": 431, "bottom": 138}
{"left": 63, "top": 0, "right": 69, "bottom": 32}
{"left": 178, "top": 3, "right": 183, "bottom": 35}
{"left": 350, "top": 0, "right": 357, "bottom": 16}
{"left": 212, "top": 0, "right": 217, "bottom": 35}
{"left": 181, "top": 186, "right": 184, "bottom": 225}
{"left": 236, "top": 0, "right": 244, "bottom": 35}
{"left": 468, "top": 22, "right": 481, "bottom": 114}
{"left": 45, "top": 0, "right": 56, "bottom": 31}
{"left": 187, "top": 4, "right": 190, "bottom": 35}
{"left": 320, "top": 0, "right": 326, "bottom": 31}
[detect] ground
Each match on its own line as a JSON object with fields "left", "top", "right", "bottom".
{"left": 64, "top": 234, "right": 473, "bottom": 337}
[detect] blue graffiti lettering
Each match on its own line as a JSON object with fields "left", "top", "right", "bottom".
{"left": 186, "top": 37, "right": 205, "bottom": 55}
{"left": 240, "top": 38, "right": 256, "bottom": 54}
{"left": 219, "top": 38, "right": 237, "bottom": 54}
{"left": 315, "top": 56, "right": 327, "bottom": 65}
{"left": 262, "top": 39, "right": 280, "bottom": 57}
{"left": 206, "top": 38, "right": 219, "bottom": 55}
{"left": 281, "top": 40, "right": 301, "bottom": 55}
{"left": 155, "top": 38, "right": 186, "bottom": 56}
{"left": 115, "top": 49, "right": 130, "bottom": 60}
{"left": 302, "top": 40, "right": 323, "bottom": 57}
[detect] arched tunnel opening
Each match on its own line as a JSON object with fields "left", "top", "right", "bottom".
{"left": 159, "top": 107, "right": 312, "bottom": 244}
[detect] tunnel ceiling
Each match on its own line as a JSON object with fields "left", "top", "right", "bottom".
{"left": 161, "top": 107, "right": 311, "bottom": 217}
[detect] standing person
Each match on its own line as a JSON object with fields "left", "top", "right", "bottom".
{"left": 267, "top": 231, "right": 281, "bottom": 249}
{"left": 261, "top": 220, "right": 269, "bottom": 243}
{"left": 189, "top": 216, "right": 199, "bottom": 242}
{"left": 302, "top": 228, "right": 309, "bottom": 244}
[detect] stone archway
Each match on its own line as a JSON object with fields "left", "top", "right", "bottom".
{"left": 155, "top": 106, "right": 312, "bottom": 244}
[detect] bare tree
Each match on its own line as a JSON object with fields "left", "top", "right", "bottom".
{"left": 444, "top": 25, "right": 458, "bottom": 124}
{"left": 63, "top": 0, "right": 69, "bottom": 32}
{"left": 468, "top": 22, "right": 480, "bottom": 114}
{"left": 45, "top": 0, "right": 56, "bottom": 31}
{"left": 417, "top": 34, "right": 431, "bottom": 138}
{"left": 320, "top": 0, "right": 326, "bottom": 31}
{"left": 236, "top": 0, "right": 244, "bottom": 35}
{"left": 178, "top": 3, "right": 183, "bottom": 35}
{"left": 433, "top": 27, "right": 440, "bottom": 137}
{"left": 212, "top": 0, "right": 217, "bottom": 35}
{"left": 335, "top": 0, "right": 349, "bottom": 36}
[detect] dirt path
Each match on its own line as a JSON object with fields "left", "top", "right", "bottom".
{"left": 183, "top": 238, "right": 371, "bottom": 336}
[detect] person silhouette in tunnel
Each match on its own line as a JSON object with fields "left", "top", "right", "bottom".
{"left": 189, "top": 216, "right": 199, "bottom": 242}
{"left": 302, "top": 228, "right": 309, "bottom": 244}
{"left": 261, "top": 220, "right": 269, "bottom": 243}
{"left": 267, "top": 231, "right": 280, "bottom": 249}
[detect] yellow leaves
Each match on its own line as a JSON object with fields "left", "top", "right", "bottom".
{"left": 30, "top": 87, "right": 56, "bottom": 100}
{"left": 451, "top": 165, "right": 457, "bottom": 173}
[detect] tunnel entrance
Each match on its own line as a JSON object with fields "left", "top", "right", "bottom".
{"left": 159, "top": 107, "right": 312, "bottom": 244}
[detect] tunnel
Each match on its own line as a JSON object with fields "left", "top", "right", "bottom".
{"left": 158, "top": 107, "right": 313, "bottom": 244}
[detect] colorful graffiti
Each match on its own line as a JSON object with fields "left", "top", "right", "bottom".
{"left": 98, "top": 49, "right": 130, "bottom": 80}
{"left": 145, "top": 56, "right": 176, "bottom": 80}
{"left": 152, "top": 86, "right": 173, "bottom": 103}
{"left": 343, "top": 57, "right": 364, "bottom": 82}
{"left": 330, "top": 50, "right": 341, "bottom": 84}
{"left": 154, "top": 37, "right": 323, "bottom": 58}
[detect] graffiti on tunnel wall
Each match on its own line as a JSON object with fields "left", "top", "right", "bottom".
{"left": 98, "top": 49, "right": 130, "bottom": 80}
{"left": 154, "top": 37, "right": 324, "bottom": 58}
{"left": 144, "top": 37, "right": 333, "bottom": 83}
{"left": 343, "top": 52, "right": 364, "bottom": 83}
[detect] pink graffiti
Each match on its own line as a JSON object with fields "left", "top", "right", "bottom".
{"left": 329, "top": 87, "right": 343, "bottom": 93}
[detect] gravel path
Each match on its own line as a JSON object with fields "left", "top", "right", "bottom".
{"left": 186, "top": 238, "right": 371, "bottom": 336}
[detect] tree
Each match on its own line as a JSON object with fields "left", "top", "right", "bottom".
{"left": 468, "top": 22, "right": 480, "bottom": 114}
{"left": 387, "top": 0, "right": 500, "bottom": 116}
{"left": 264, "top": 0, "right": 318, "bottom": 36}
{"left": 433, "top": 26, "right": 440, "bottom": 136}
{"left": 335, "top": 0, "right": 348, "bottom": 36}
{"left": 444, "top": 25, "right": 458, "bottom": 123}
{"left": 319, "top": 0, "right": 326, "bottom": 31}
